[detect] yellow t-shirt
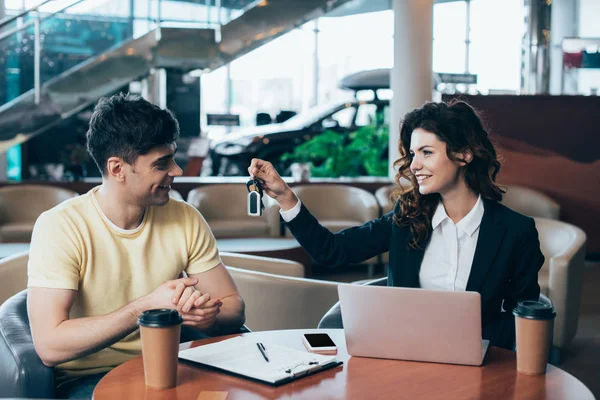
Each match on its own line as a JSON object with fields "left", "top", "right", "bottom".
{"left": 27, "top": 187, "right": 221, "bottom": 383}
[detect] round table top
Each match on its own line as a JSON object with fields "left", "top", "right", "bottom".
{"left": 94, "top": 329, "right": 595, "bottom": 400}
{"left": 217, "top": 237, "right": 301, "bottom": 252}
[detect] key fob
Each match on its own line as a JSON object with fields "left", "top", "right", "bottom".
{"left": 246, "top": 179, "right": 264, "bottom": 217}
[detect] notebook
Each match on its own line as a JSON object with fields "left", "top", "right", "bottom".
{"left": 178, "top": 336, "right": 343, "bottom": 386}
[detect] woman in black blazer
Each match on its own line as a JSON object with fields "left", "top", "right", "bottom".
{"left": 248, "top": 100, "right": 544, "bottom": 350}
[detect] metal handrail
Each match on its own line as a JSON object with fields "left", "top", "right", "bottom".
{"left": 0, "top": 0, "right": 88, "bottom": 106}
{"left": 0, "top": 0, "right": 56, "bottom": 28}
{"left": 0, "top": 0, "right": 225, "bottom": 107}
{"left": 0, "top": 0, "right": 85, "bottom": 42}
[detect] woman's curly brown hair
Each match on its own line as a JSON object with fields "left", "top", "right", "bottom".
{"left": 391, "top": 100, "right": 504, "bottom": 249}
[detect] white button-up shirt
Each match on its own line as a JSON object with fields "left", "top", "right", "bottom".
{"left": 419, "top": 195, "right": 484, "bottom": 292}
{"left": 281, "top": 195, "right": 485, "bottom": 292}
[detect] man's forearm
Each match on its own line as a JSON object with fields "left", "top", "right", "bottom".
{"left": 37, "top": 297, "right": 149, "bottom": 367}
{"left": 210, "top": 295, "right": 245, "bottom": 336}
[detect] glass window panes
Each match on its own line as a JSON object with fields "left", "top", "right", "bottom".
{"left": 227, "top": 22, "right": 314, "bottom": 129}
{"left": 328, "top": 106, "right": 355, "bottom": 129}
{"left": 355, "top": 104, "right": 377, "bottom": 127}
{"left": 318, "top": 10, "right": 394, "bottom": 105}
{"left": 469, "top": 0, "right": 523, "bottom": 93}
{"left": 433, "top": 1, "right": 467, "bottom": 74}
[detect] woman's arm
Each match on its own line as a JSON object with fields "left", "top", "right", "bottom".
{"left": 248, "top": 158, "right": 393, "bottom": 268}
{"left": 286, "top": 202, "right": 393, "bottom": 267}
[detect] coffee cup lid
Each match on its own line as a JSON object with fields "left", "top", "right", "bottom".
{"left": 512, "top": 300, "right": 556, "bottom": 320}
{"left": 137, "top": 309, "right": 183, "bottom": 328}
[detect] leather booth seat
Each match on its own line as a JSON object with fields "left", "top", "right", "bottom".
{"left": 502, "top": 185, "right": 560, "bottom": 219}
{"left": 226, "top": 266, "right": 339, "bottom": 332}
{"left": 0, "top": 185, "right": 78, "bottom": 243}
{"left": 187, "top": 184, "right": 280, "bottom": 238}
{"left": 0, "top": 252, "right": 29, "bottom": 305}
{"left": 533, "top": 217, "right": 587, "bottom": 349}
{"left": 220, "top": 252, "right": 338, "bottom": 331}
{"left": 374, "top": 179, "right": 409, "bottom": 216}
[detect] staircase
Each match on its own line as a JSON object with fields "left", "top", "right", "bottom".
{"left": 0, "top": 0, "right": 351, "bottom": 153}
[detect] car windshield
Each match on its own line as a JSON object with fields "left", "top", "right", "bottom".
{"left": 281, "top": 102, "right": 348, "bottom": 128}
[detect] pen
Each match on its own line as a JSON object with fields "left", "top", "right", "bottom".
{"left": 257, "top": 342, "right": 269, "bottom": 362}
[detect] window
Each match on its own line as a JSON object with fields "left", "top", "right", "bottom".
{"left": 317, "top": 11, "right": 394, "bottom": 105}
{"left": 433, "top": 1, "right": 467, "bottom": 74}
{"left": 469, "top": 0, "right": 523, "bottom": 93}
{"left": 327, "top": 107, "right": 355, "bottom": 129}
{"left": 355, "top": 104, "right": 377, "bottom": 127}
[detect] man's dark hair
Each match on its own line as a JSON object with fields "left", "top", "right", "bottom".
{"left": 86, "top": 93, "right": 180, "bottom": 175}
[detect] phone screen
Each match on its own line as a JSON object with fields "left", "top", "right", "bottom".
{"left": 304, "top": 333, "right": 336, "bottom": 348}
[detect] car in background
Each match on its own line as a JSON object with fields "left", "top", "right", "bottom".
{"left": 209, "top": 68, "right": 406, "bottom": 176}
{"left": 210, "top": 99, "right": 390, "bottom": 175}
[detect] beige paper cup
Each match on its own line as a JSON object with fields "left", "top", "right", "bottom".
{"left": 138, "top": 309, "right": 183, "bottom": 389}
{"left": 513, "top": 301, "right": 556, "bottom": 375}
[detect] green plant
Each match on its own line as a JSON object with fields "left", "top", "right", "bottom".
{"left": 280, "top": 124, "right": 389, "bottom": 177}
{"left": 347, "top": 124, "right": 390, "bottom": 176}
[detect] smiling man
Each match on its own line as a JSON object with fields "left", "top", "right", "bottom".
{"left": 27, "top": 94, "right": 245, "bottom": 398}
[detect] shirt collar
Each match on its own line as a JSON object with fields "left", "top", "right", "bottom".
{"left": 431, "top": 201, "right": 449, "bottom": 230}
{"left": 456, "top": 195, "right": 484, "bottom": 236}
{"left": 431, "top": 195, "right": 484, "bottom": 237}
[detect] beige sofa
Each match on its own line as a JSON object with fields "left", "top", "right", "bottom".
{"left": 220, "top": 252, "right": 338, "bottom": 331}
{"left": 0, "top": 251, "right": 28, "bottom": 304}
{"left": 0, "top": 185, "right": 78, "bottom": 243}
{"left": 534, "top": 217, "right": 587, "bottom": 350}
{"left": 502, "top": 185, "right": 560, "bottom": 219}
{"left": 187, "top": 184, "right": 280, "bottom": 238}
{"left": 226, "top": 266, "right": 339, "bottom": 331}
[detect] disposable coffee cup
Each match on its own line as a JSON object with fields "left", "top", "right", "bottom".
{"left": 138, "top": 309, "right": 183, "bottom": 389}
{"left": 512, "top": 301, "right": 556, "bottom": 375}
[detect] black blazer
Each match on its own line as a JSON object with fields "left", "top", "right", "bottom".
{"left": 286, "top": 198, "right": 545, "bottom": 350}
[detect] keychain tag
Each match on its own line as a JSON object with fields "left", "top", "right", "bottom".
{"left": 246, "top": 179, "right": 264, "bottom": 217}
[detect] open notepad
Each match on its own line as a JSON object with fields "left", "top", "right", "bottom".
{"left": 178, "top": 337, "right": 342, "bottom": 386}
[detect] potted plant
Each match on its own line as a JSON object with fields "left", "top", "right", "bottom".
{"left": 280, "top": 124, "right": 389, "bottom": 178}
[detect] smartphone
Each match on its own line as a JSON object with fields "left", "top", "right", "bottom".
{"left": 302, "top": 333, "right": 337, "bottom": 354}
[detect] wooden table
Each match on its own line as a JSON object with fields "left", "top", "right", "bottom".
{"left": 93, "top": 329, "right": 595, "bottom": 400}
{"left": 218, "top": 238, "right": 313, "bottom": 277}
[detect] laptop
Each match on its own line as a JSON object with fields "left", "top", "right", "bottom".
{"left": 338, "top": 284, "right": 490, "bottom": 366}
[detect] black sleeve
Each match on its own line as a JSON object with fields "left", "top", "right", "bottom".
{"left": 504, "top": 217, "right": 545, "bottom": 313}
{"left": 285, "top": 203, "right": 394, "bottom": 268}
{"left": 484, "top": 217, "right": 545, "bottom": 350}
